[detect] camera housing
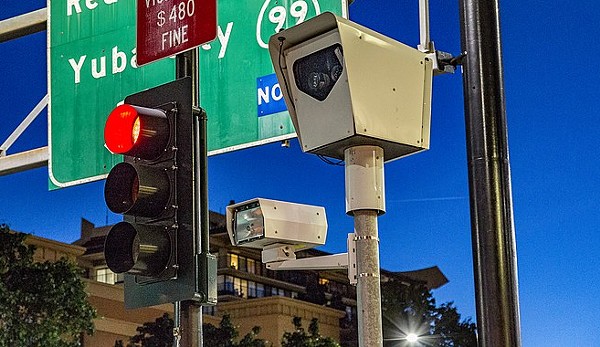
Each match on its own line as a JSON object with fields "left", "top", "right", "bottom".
{"left": 226, "top": 198, "right": 327, "bottom": 250}
{"left": 269, "top": 12, "right": 434, "bottom": 162}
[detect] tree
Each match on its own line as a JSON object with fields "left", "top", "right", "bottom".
{"left": 281, "top": 317, "right": 340, "bottom": 347}
{"left": 204, "top": 314, "right": 268, "bottom": 347}
{"left": 117, "top": 313, "right": 268, "bottom": 347}
{"left": 432, "top": 302, "right": 477, "bottom": 347}
{"left": 118, "top": 313, "right": 174, "bottom": 347}
{"left": 0, "top": 225, "right": 96, "bottom": 347}
{"left": 380, "top": 280, "right": 477, "bottom": 347}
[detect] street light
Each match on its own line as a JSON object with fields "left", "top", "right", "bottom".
{"left": 406, "top": 333, "right": 419, "bottom": 343}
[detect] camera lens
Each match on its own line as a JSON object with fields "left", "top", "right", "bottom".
{"left": 309, "top": 72, "right": 331, "bottom": 91}
{"left": 330, "top": 65, "right": 343, "bottom": 82}
{"left": 293, "top": 44, "right": 344, "bottom": 101}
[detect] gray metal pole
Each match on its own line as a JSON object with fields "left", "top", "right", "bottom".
{"left": 354, "top": 210, "right": 383, "bottom": 346}
{"left": 173, "top": 301, "right": 181, "bottom": 347}
{"left": 345, "top": 146, "right": 384, "bottom": 347}
{"left": 176, "top": 48, "right": 204, "bottom": 347}
{"left": 458, "top": 0, "right": 522, "bottom": 346}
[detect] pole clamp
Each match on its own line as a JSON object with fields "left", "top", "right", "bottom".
{"left": 354, "top": 235, "right": 380, "bottom": 242}
{"left": 358, "top": 273, "right": 380, "bottom": 278}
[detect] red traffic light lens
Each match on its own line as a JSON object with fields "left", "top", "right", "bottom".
{"left": 104, "top": 104, "right": 140, "bottom": 155}
{"left": 104, "top": 104, "right": 170, "bottom": 160}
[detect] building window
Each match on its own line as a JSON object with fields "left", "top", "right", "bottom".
{"left": 233, "top": 277, "right": 248, "bottom": 298}
{"left": 229, "top": 254, "right": 239, "bottom": 269}
{"left": 238, "top": 256, "right": 247, "bottom": 272}
{"left": 218, "top": 274, "right": 282, "bottom": 300}
{"left": 95, "top": 267, "right": 116, "bottom": 284}
{"left": 203, "top": 306, "right": 217, "bottom": 316}
{"left": 218, "top": 275, "right": 235, "bottom": 295}
{"left": 247, "top": 258, "right": 256, "bottom": 274}
{"left": 271, "top": 286, "right": 284, "bottom": 296}
{"left": 248, "top": 281, "right": 257, "bottom": 298}
{"left": 256, "top": 283, "right": 265, "bottom": 298}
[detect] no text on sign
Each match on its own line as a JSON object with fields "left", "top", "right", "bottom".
{"left": 137, "top": 0, "right": 217, "bottom": 66}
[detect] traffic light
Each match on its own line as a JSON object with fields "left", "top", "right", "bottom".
{"left": 103, "top": 77, "right": 216, "bottom": 309}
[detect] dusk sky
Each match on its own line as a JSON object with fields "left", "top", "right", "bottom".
{"left": 2, "top": 0, "right": 599, "bottom": 346}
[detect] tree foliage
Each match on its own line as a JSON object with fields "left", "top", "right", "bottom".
{"left": 116, "top": 313, "right": 174, "bottom": 347}
{"left": 281, "top": 317, "right": 340, "bottom": 347}
{"left": 380, "top": 280, "right": 477, "bottom": 347}
{"left": 117, "top": 313, "right": 268, "bottom": 347}
{"left": 432, "top": 302, "right": 477, "bottom": 347}
{"left": 204, "top": 314, "right": 267, "bottom": 347}
{"left": 0, "top": 225, "right": 96, "bottom": 347}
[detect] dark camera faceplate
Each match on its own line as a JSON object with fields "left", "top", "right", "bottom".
{"left": 293, "top": 44, "right": 344, "bottom": 101}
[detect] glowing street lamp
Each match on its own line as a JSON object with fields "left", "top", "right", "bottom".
{"left": 406, "top": 333, "right": 420, "bottom": 343}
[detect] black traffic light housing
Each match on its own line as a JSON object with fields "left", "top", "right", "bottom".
{"left": 103, "top": 77, "right": 216, "bottom": 309}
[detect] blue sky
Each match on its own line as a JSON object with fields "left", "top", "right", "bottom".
{"left": 2, "top": 1, "right": 600, "bottom": 346}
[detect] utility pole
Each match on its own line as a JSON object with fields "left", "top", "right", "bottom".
{"left": 458, "top": 0, "right": 523, "bottom": 346}
{"left": 345, "top": 146, "right": 385, "bottom": 347}
{"left": 174, "top": 48, "right": 206, "bottom": 347}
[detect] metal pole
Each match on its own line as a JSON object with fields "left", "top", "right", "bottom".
{"left": 0, "top": 8, "right": 47, "bottom": 43}
{"left": 354, "top": 210, "right": 382, "bottom": 346}
{"left": 417, "top": 0, "right": 433, "bottom": 52}
{"left": 176, "top": 48, "right": 204, "bottom": 347}
{"left": 194, "top": 81, "right": 209, "bottom": 347}
{"left": 1, "top": 95, "right": 48, "bottom": 156}
{"left": 0, "top": 147, "right": 48, "bottom": 176}
{"left": 173, "top": 301, "right": 181, "bottom": 347}
{"left": 345, "top": 146, "right": 384, "bottom": 347}
{"left": 458, "top": 0, "right": 522, "bottom": 346}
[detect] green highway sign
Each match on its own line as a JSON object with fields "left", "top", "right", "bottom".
{"left": 48, "top": 0, "right": 175, "bottom": 188}
{"left": 200, "top": 0, "right": 348, "bottom": 154}
{"left": 49, "top": 0, "right": 347, "bottom": 188}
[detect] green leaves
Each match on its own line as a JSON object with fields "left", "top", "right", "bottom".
{"left": 0, "top": 224, "right": 96, "bottom": 347}
{"left": 127, "top": 313, "right": 174, "bottom": 347}
{"left": 281, "top": 317, "right": 340, "bottom": 347}
{"left": 203, "top": 314, "right": 269, "bottom": 347}
{"left": 120, "top": 313, "right": 269, "bottom": 347}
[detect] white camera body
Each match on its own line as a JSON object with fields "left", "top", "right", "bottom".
{"left": 269, "top": 12, "right": 434, "bottom": 161}
{"left": 226, "top": 198, "right": 327, "bottom": 251}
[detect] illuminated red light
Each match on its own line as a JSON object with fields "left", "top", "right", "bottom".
{"left": 104, "top": 104, "right": 141, "bottom": 155}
